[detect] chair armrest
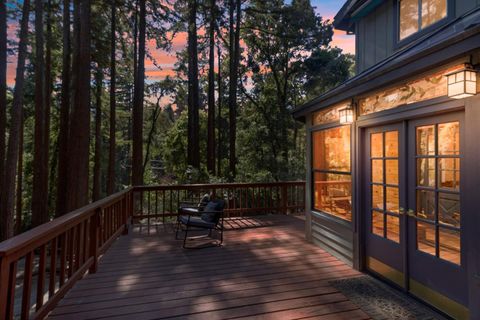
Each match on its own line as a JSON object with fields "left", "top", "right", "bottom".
{"left": 179, "top": 207, "right": 203, "bottom": 216}
{"left": 179, "top": 201, "right": 199, "bottom": 208}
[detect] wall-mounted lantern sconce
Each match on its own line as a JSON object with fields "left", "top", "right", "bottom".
{"left": 339, "top": 105, "right": 354, "bottom": 124}
{"left": 446, "top": 64, "right": 478, "bottom": 99}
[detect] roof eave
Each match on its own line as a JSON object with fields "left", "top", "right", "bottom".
{"left": 292, "top": 24, "right": 480, "bottom": 119}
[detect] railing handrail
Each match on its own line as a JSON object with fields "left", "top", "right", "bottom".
{"left": 133, "top": 181, "right": 305, "bottom": 191}
{"left": 0, "top": 187, "right": 132, "bottom": 257}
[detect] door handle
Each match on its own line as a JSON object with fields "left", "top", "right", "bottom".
{"left": 407, "top": 209, "right": 416, "bottom": 218}
{"left": 399, "top": 207, "right": 405, "bottom": 215}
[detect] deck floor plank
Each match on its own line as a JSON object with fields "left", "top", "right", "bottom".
{"left": 48, "top": 215, "right": 369, "bottom": 320}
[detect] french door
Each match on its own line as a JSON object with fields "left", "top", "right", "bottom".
{"left": 365, "top": 123, "right": 406, "bottom": 287}
{"left": 407, "top": 113, "right": 467, "bottom": 314}
{"left": 364, "top": 112, "right": 468, "bottom": 317}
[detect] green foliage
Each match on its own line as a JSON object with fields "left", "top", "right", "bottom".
{"left": 162, "top": 110, "right": 210, "bottom": 183}
{"left": 4, "top": 0, "right": 353, "bottom": 233}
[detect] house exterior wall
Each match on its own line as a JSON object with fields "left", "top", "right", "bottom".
{"left": 457, "top": 0, "right": 480, "bottom": 16}
{"left": 303, "top": 51, "right": 480, "bottom": 319}
{"left": 356, "top": 0, "right": 395, "bottom": 73}
{"left": 300, "top": 1, "right": 480, "bottom": 316}
{"left": 354, "top": 0, "right": 480, "bottom": 73}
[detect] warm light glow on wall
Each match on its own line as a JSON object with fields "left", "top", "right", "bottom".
{"left": 339, "top": 106, "right": 354, "bottom": 124}
{"left": 446, "top": 66, "right": 478, "bottom": 99}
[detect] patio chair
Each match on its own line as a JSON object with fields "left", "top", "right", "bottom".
{"left": 175, "top": 199, "right": 226, "bottom": 248}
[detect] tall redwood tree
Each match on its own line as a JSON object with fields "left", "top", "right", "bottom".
{"left": 228, "top": 0, "right": 241, "bottom": 179}
{"left": 132, "top": 0, "right": 145, "bottom": 185}
{"left": 66, "top": 0, "right": 91, "bottom": 211}
{"left": 56, "top": 0, "right": 71, "bottom": 217}
{"left": 107, "top": 0, "right": 117, "bottom": 195}
{"left": 0, "top": 0, "right": 30, "bottom": 240}
{"left": 187, "top": 0, "right": 200, "bottom": 169}
{"left": 0, "top": 0, "right": 7, "bottom": 192}
{"left": 32, "top": 0, "right": 49, "bottom": 227}
{"left": 207, "top": 0, "right": 216, "bottom": 175}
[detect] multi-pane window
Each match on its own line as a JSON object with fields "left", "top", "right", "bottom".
{"left": 370, "top": 131, "right": 401, "bottom": 243}
{"left": 399, "top": 0, "right": 447, "bottom": 40}
{"left": 416, "top": 122, "right": 461, "bottom": 265}
{"left": 312, "top": 126, "right": 352, "bottom": 221}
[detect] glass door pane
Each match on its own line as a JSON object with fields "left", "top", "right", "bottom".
{"left": 414, "top": 121, "right": 461, "bottom": 265}
{"left": 369, "top": 130, "right": 401, "bottom": 243}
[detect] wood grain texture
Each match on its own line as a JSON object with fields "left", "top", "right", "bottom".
{"left": 48, "top": 215, "right": 368, "bottom": 320}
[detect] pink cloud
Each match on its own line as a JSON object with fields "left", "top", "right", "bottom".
{"left": 331, "top": 29, "right": 355, "bottom": 54}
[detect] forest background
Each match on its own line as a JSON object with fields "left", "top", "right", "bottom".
{"left": 0, "top": 0, "right": 354, "bottom": 239}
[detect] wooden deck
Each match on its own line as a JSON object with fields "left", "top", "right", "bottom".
{"left": 47, "top": 215, "right": 369, "bottom": 320}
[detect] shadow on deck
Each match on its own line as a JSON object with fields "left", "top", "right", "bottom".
{"left": 46, "top": 215, "right": 369, "bottom": 320}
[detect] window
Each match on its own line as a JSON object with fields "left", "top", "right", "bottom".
{"left": 312, "top": 126, "right": 352, "bottom": 221}
{"left": 416, "top": 122, "right": 461, "bottom": 265}
{"left": 399, "top": 0, "right": 447, "bottom": 40}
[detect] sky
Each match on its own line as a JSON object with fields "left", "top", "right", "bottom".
{"left": 6, "top": 0, "right": 355, "bottom": 86}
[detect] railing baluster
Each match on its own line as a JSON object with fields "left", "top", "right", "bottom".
{"left": 83, "top": 219, "right": 89, "bottom": 262}
{"left": 21, "top": 251, "right": 33, "bottom": 319}
{"left": 7, "top": 261, "right": 17, "bottom": 320}
{"left": 79, "top": 222, "right": 86, "bottom": 267}
{"left": 0, "top": 258, "right": 16, "bottom": 320}
{"left": 59, "top": 233, "right": 67, "bottom": 286}
{"left": 90, "top": 209, "right": 100, "bottom": 274}
{"left": 75, "top": 224, "right": 81, "bottom": 272}
{"left": 49, "top": 238, "right": 57, "bottom": 298}
{"left": 162, "top": 190, "right": 166, "bottom": 221}
{"left": 36, "top": 244, "right": 46, "bottom": 311}
{"left": 67, "top": 227, "right": 74, "bottom": 278}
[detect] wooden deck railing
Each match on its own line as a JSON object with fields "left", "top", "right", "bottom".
{"left": 0, "top": 189, "right": 132, "bottom": 320}
{"left": 0, "top": 181, "right": 305, "bottom": 320}
{"left": 132, "top": 181, "right": 306, "bottom": 226}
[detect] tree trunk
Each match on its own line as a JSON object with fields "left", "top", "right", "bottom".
{"left": 133, "top": 0, "right": 138, "bottom": 87}
{"left": 93, "top": 68, "right": 103, "bottom": 202}
{"left": 32, "top": 0, "right": 49, "bottom": 227}
{"left": 0, "top": 0, "right": 30, "bottom": 241}
{"left": 15, "top": 116, "right": 24, "bottom": 235}
{"left": 217, "top": 44, "right": 222, "bottom": 176}
{"left": 132, "top": 0, "right": 145, "bottom": 186}
{"left": 0, "top": 0, "right": 7, "bottom": 194}
{"left": 228, "top": 0, "right": 240, "bottom": 180}
{"left": 45, "top": 0, "right": 52, "bottom": 209}
{"left": 207, "top": 0, "right": 216, "bottom": 175}
{"left": 66, "top": 0, "right": 91, "bottom": 211}
{"left": 187, "top": 0, "right": 200, "bottom": 169}
{"left": 56, "top": 0, "right": 71, "bottom": 217}
{"left": 107, "top": 0, "right": 116, "bottom": 195}
{"left": 143, "top": 100, "right": 161, "bottom": 171}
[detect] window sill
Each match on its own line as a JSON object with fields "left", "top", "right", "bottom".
{"left": 311, "top": 209, "right": 353, "bottom": 228}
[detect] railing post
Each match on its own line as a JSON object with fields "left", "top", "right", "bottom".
{"left": 89, "top": 209, "right": 100, "bottom": 274}
{"left": 122, "top": 194, "right": 129, "bottom": 235}
{"left": 0, "top": 257, "right": 9, "bottom": 320}
{"left": 130, "top": 189, "right": 135, "bottom": 219}
{"left": 281, "top": 184, "right": 288, "bottom": 215}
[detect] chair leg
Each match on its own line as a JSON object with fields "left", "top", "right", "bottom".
{"left": 183, "top": 224, "right": 189, "bottom": 248}
{"left": 219, "top": 226, "right": 223, "bottom": 246}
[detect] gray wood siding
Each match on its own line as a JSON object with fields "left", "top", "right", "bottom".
{"left": 356, "top": 0, "right": 394, "bottom": 73}
{"left": 456, "top": 0, "right": 480, "bottom": 16}
{"left": 354, "top": 0, "right": 480, "bottom": 74}
{"left": 311, "top": 214, "right": 354, "bottom": 266}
